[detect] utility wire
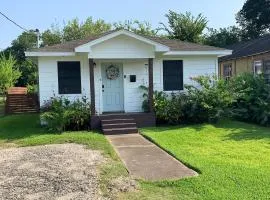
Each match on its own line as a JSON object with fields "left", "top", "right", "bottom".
{"left": 0, "top": 11, "right": 41, "bottom": 48}
{"left": 0, "top": 11, "right": 29, "bottom": 32}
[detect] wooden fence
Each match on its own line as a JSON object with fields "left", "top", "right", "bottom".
{"left": 5, "top": 87, "right": 39, "bottom": 114}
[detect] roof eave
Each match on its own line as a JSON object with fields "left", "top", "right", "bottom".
{"left": 25, "top": 51, "right": 76, "bottom": 57}
{"left": 163, "top": 50, "right": 232, "bottom": 56}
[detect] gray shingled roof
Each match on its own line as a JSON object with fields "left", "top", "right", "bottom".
{"left": 32, "top": 30, "right": 226, "bottom": 52}
{"left": 219, "top": 34, "right": 270, "bottom": 62}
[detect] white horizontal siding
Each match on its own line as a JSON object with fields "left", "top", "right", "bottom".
{"left": 123, "top": 60, "right": 148, "bottom": 112}
{"left": 38, "top": 56, "right": 90, "bottom": 107}
{"left": 90, "top": 35, "right": 155, "bottom": 59}
{"left": 38, "top": 55, "right": 218, "bottom": 113}
{"left": 156, "top": 56, "right": 218, "bottom": 92}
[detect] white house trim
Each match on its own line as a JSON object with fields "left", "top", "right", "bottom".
{"left": 75, "top": 30, "right": 170, "bottom": 53}
{"left": 25, "top": 52, "right": 76, "bottom": 57}
{"left": 163, "top": 50, "right": 232, "bottom": 56}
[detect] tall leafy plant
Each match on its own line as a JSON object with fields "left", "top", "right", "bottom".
{"left": 185, "top": 75, "right": 234, "bottom": 123}
{"left": 0, "top": 53, "right": 21, "bottom": 94}
{"left": 161, "top": 10, "right": 208, "bottom": 43}
{"left": 41, "top": 96, "right": 91, "bottom": 132}
{"left": 229, "top": 73, "right": 270, "bottom": 126}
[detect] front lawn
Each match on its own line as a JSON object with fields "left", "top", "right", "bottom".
{"left": 0, "top": 114, "right": 128, "bottom": 199}
{"left": 121, "top": 121, "right": 270, "bottom": 199}
{"left": 0, "top": 96, "right": 4, "bottom": 116}
{"left": 2, "top": 115, "right": 270, "bottom": 199}
{"left": 0, "top": 114, "right": 115, "bottom": 157}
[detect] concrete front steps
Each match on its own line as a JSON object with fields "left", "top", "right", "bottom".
{"left": 100, "top": 114, "right": 138, "bottom": 135}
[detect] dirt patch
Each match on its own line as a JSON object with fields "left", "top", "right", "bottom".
{"left": 0, "top": 144, "right": 104, "bottom": 200}
{"left": 108, "top": 176, "right": 138, "bottom": 194}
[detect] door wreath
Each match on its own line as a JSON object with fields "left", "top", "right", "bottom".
{"left": 106, "top": 65, "right": 119, "bottom": 80}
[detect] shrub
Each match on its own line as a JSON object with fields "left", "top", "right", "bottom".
{"left": 140, "top": 75, "right": 234, "bottom": 124}
{"left": 228, "top": 73, "right": 270, "bottom": 126}
{"left": 140, "top": 86, "right": 189, "bottom": 124}
{"left": 0, "top": 53, "right": 21, "bottom": 94}
{"left": 27, "top": 84, "right": 38, "bottom": 94}
{"left": 185, "top": 75, "right": 234, "bottom": 123}
{"left": 41, "top": 96, "right": 91, "bottom": 132}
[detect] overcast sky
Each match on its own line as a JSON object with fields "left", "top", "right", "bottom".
{"left": 0, "top": 0, "right": 246, "bottom": 49}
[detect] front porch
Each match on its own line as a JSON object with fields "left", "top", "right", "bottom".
{"left": 89, "top": 58, "right": 155, "bottom": 131}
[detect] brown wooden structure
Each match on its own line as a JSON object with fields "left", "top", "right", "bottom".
{"left": 5, "top": 87, "right": 39, "bottom": 114}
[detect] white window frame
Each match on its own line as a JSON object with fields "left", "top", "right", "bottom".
{"left": 223, "top": 63, "right": 232, "bottom": 80}
{"left": 253, "top": 60, "right": 263, "bottom": 75}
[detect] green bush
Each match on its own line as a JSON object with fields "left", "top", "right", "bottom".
{"left": 140, "top": 75, "right": 233, "bottom": 124}
{"left": 41, "top": 96, "right": 91, "bottom": 132}
{"left": 229, "top": 73, "right": 270, "bottom": 126}
{"left": 26, "top": 84, "right": 38, "bottom": 94}
{"left": 185, "top": 75, "right": 234, "bottom": 123}
{"left": 140, "top": 86, "right": 192, "bottom": 124}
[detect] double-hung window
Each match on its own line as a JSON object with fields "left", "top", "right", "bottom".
{"left": 223, "top": 63, "right": 232, "bottom": 80}
{"left": 254, "top": 60, "right": 263, "bottom": 75}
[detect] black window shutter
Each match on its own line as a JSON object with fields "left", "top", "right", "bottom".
{"left": 163, "top": 60, "right": 183, "bottom": 91}
{"left": 58, "top": 61, "right": 82, "bottom": 94}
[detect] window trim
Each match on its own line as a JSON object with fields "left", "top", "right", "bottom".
{"left": 253, "top": 60, "right": 263, "bottom": 75}
{"left": 57, "top": 61, "right": 82, "bottom": 95}
{"left": 223, "top": 63, "right": 233, "bottom": 80}
{"left": 162, "top": 59, "right": 184, "bottom": 91}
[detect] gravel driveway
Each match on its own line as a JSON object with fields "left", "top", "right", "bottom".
{"left": 0, "top": 144, "right": 104, "bottom": 200}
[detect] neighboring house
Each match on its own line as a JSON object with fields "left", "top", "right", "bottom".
{"left": 219, "top": 34, "right": 270, "bottom": 82}
{"left": 25, "top": 29, "right": 231, "bottom": 130}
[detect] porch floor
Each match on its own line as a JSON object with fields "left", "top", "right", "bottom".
{"left": 106, "top": 133, "right": 197, "bottom": 181}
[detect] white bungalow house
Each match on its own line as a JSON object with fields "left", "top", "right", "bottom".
{"left": 25, "top": 29, "right": 231, "bottom": 133}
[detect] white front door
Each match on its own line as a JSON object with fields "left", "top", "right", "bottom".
{"left": 101, "top": 63, "right": 124, "bottom": 112}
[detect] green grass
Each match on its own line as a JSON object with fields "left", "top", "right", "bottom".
{"left": 0, "top": 96, "right": 4, "bottom": 116}
{"left": 120, "top": 121, "right": 270, "bottom": 200}
{"left": 0, "top": 114, "right": 116, "bottom": 157}
{"left": 2, "top": 115, "right": 270, "bottom": 199}
{"left": 0, "top": 114, "right": 128, "bottom": 199}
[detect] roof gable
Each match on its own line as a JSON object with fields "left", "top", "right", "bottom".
{"left": 75, "top": 29, "right": 170, "bottom": 52}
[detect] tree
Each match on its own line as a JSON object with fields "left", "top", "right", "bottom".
{"left": 3, "top": 31, "right": 38, "bottom": 87}
{"left": 4, "top": 30, "right": 37, "bottom": 62}
{"left": 203, "top": 26, "right": 242, "bottom": 47}
{"left": 62, "top": 17, "right": 111, "bottom": 42}
{"left": 114, "top": 20, "right": 158, "bottom": 36}
{"left": 81, "top": 17, "right": 111, "bottom": 36}
{"left": 42, "top": 30, "right": 62, "bottom": 46}
{"left": 42, "top": 17, "right": 112, "bottom": 46}
{"left": 0, "top": 53, "right": 21, "bottom": 94}
{"left": 62, "top": 18, "right": 84, "bottom": 41}
{"left": 161, "top": 10, "right": 208, "bottom": 43}
{"left": 236, "top": 0, "right": 270, "bottom": 40}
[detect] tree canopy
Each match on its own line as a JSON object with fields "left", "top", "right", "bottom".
{"left": 203, "top": 26, "right": 242, "bottom": 48}
{"left": 42, "top": 17, "right": 111, "bottom": 46}
{"left": 114, "top": 20, "right": 158, "bottom": 36}
{"left": 236, "top": 0, "right": 270, "bottom": 40}
{"left": 161, "top": 10, "right": 208, "bottom": 43}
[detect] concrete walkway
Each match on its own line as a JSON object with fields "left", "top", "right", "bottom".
{"left": 106, "top": 133, "right": 198, "bottom": 181}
